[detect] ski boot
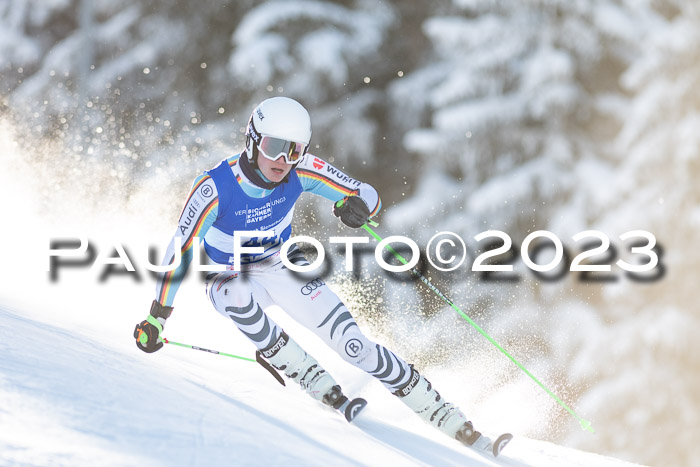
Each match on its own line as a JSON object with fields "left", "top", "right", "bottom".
{"left": 394, "top": 367, "right": 513, "bottom": 456}
{"left": 261, "top": 332, "right": 336, "bottom": 400}
{"left": 394, "top": 367, "right": 468, "bottom": 437}
{"left": 261, "top": 332, "right": 366, "bottom": 421}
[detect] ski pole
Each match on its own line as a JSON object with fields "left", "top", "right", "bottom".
{"left": 355, "top": 216, "right": 593, "bottom": 433}
{"left": 162, "top": 337, "right": 285, "bottom": 386}
{"left": 162, "top": 337, "right": 255, "bottom": 361}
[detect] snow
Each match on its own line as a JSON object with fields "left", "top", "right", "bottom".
{"left": 0, "top": 305, "right": 644, "bottom": 467}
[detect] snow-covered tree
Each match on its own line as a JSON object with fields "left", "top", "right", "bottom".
{"left": 0, "top": 0, "right": 262, "bottom": 197}
{"left": 228, "top": 0, "right": 396, "bottom": 169}
{"left": 0, "top": 0, "right": 405, "bottom": 208}
{"left": 389, "top": 0, "right": 655, "bottom": 234}
{"left": 381, "top": 0, "right": 666, "bottom": 452}
{"left": 564, "top": 3, "right": 700, "bottom": 465}
{"left": 383, "top": 0, "right": 653, "bottom": 335}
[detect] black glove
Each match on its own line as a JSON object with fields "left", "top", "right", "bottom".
{"left": 134, "top": 300, "right": 173, "bottom": 353}
{"left": 333, "top": 196, "right": 370, "bottom": 228}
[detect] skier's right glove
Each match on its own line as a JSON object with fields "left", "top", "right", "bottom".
{"left": 133, "top": 300, "right": 173, "bottom": 353}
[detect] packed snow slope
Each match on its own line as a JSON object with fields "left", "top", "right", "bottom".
{"left": 0, "top": 305, "right": 642, "bottom": 467}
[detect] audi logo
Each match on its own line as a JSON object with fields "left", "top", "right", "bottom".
{"left": 301, "top": 279, "right": 325, "bottom": 295}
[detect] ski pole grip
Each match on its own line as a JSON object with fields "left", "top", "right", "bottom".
{"left": 335, "top": 199, "right": 379, "bottom": 227}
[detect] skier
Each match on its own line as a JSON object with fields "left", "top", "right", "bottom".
{"left": 133, "top": 96, "right": 489, "bottom": 451}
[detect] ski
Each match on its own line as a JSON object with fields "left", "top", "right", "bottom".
{"left": 321, "top": 385, "right": 367, "bottom": 422}
{"left": 492, "top": 433, "right": 513, "bottom": 456}
{"left": 456, "top": 422, "right": 513, "bottom": 457}
{"left": 336, "top": 396, "right": 367, "bottom": 422}
{"left": 470, "top": 432, "right": 513, "bottom": 457}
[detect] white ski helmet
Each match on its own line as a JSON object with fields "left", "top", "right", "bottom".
{"left": 245, "top": 97, "right": 312, "bottom": 165}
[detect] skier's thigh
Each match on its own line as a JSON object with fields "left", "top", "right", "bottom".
{"left": 259, "top": 270, "right": 344, "bottom": 328}
{"left": 259, "top": 270, "right": 373, "bottom": 359}
{"left": 206, "top": 271, "right": 271, "bottom": 315}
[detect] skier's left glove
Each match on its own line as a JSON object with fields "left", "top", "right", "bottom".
{"left": 333, "top": 196, "right": 370, "bottom": 228}
{"left": 133, "top": 300, "right": 173, "bottom": 353}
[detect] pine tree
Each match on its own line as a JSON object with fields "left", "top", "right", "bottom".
{"left": 381, "top": 0, "right": 661, "bottom": 449}
{"left": 227, "top": 0, "right": 396, "bottom": 169}
{"left": 1, "top": 0, "right": 260, "bottom": 194}
{"left": 565, "top": 3, "right": 700, "bottom": 465}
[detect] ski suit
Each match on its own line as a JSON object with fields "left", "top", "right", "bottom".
{"left": 155, "top": 153, "right": 412, "bottom": 392}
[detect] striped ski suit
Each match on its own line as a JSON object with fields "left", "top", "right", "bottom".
{"left": 154, "top": 152, "right": 410, "bottom": 392}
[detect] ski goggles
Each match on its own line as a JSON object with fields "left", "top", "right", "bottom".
{"left": 257, "top": 135, "right": 307, "bottom": 164}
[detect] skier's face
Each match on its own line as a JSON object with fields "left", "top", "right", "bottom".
{"left": 257, "top": 153, "right": 293, "bottom": 182}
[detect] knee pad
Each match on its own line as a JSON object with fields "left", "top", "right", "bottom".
{"left": 206, "top": 272, "right": 252, "bottom": 312}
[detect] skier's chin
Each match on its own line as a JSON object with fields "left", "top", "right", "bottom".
{"left": 267, "top": 168, "right": 288, "bottom": 182}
